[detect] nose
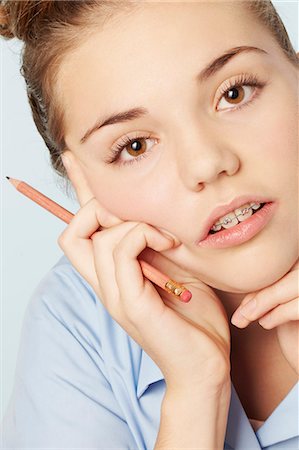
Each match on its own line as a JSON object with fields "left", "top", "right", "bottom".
{"left": 174, "top": 125, "right": 240, "bottom": 191}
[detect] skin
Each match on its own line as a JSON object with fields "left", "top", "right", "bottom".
{"left": 57, "top": 0, "right": 298, "bottom": 420}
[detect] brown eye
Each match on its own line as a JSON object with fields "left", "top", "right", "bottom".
{"left": 216, "top": 72, "right": 268, "bottom": 112}
{"left": 217, "top": 84, "right": 260, "bottom": 112}
{"left": 223, "top": 86, "right": 245, "bottom": 105}
{"left": 105, "top": 134, "right": 156, "bottom": 166}
{"left": 126, "top": 139, "right": 147, "bottom": 157}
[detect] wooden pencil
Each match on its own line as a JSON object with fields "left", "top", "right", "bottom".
{"left": 6, "top": 176, "right": 192, "bottom": 302}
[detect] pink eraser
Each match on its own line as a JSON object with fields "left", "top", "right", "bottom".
{"left": 180, "top": 290, "right": 192, "bottom": 302}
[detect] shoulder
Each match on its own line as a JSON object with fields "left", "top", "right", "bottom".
{"left": 27, "top": 255, "right": 103, "bottom": 331}
{"left": 29, "top": 254, "right": 99, "bottom": 315}
{"left": 2, "top": 256, "right": 143, "bottom": 448}
{"left": 21, "top": 254, "right": 114, "bottom": 366}
{"left": 23, "top": 254, "right": 141, "bottom": 367}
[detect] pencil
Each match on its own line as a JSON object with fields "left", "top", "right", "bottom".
{"left": 6, "top": 177, "right": 192, "bottom": 302}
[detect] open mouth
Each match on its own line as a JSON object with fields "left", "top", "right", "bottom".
{"left": 208, "top": 203, "right": 266, "bottom": 235}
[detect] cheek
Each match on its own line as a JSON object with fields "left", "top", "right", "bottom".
{"left": 248, "top": 87, "right": 297, "bottom": 184}
{"left": 86, "top": 169, "right": 174, "bottom": 223}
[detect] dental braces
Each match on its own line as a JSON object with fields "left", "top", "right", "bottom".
{"left": 211, "top": 205, "right": 259, "bottom": 231}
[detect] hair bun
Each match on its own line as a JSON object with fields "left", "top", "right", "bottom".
{"left": 0, "top": 1, "right": 14, "bottom": 39}
{"left": 0, "top": 0, "right": 55, "bottom": 42}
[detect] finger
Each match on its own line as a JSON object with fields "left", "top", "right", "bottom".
{"left": 230, "top": 294, "right": 257, "bottom": 327}
{"left": 258, "top": 298, "right": 299, "bottom": 329}
{"left": 112, "top": 223, "right": 176, "bottom": 318}
{"left": 69, "top": 196, "right": 123, "bottom": 237}
{"left": 58, "top": 224, "right": 98, "bottom": 291}
{"left": 57, "top": 199, "right": 100, "bottom": 289}
{"left": 58, "top": 197, "right": 128, "bottom": 294}
{"left": 233, "top": 258, "right": 299, "bottom": 315}
{"left": 62, "top": 237, "right": 99, "bottom": 290}
{"left": 232, "top": 269, "right": 299, "bottom": 324}
{"left": 61, "top": 151, "right": 94, "bottom": 206}
{"left": 89, "top": 221, "right": 143, "bottom": 307}
{"left": 88, "top": 222, "right": 174, "bottom": 321}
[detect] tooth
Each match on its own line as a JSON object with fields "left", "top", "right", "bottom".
{"left": 211, "top": 222, "right": 222, "bottom": 232}
{"left": 250, "top": 202, "right": 261, "bottom": 210}
{"left": 211, "top": 202, "right": 262, "bottom": 231}
{"left": 219, "top": 212, "right": 239, "bottom": 229}
{"left": 234, "top": 203, "right": 253, "bottom": 222}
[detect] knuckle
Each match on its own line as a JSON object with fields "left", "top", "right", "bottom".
{"left": 126, "top": 222, "right": 147, "bottom": 236}
{"left": 135, "top": 222, "right": 151, "bottom": 234}
{"left": 91, "top": 230, "right": 106, "bottom": 245}
{"left": 113, "top": 238, "right": 132, "bottom": 260}
{"left": 78, "top": 196, "right": 97, "bottom": 215}
{"left": 85, "top": 196, "right": 97, "bottom": 207}
{"left": 126, "top": 223, "right": 149, "bottom": 242}
{"left": 92, "top": 229, "right": 115, "bottom": 251}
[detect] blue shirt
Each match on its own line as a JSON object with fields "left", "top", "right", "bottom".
{"left": 1, "top": 255, "right": 298, "bottom": 449}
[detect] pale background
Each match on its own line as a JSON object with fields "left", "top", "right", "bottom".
{"left": 1, "top": 1, "right": 298, "bottom": 421}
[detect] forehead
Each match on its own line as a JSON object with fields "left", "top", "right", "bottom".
{"left": 58, "top": 1, "right": 270, "bottom": 143}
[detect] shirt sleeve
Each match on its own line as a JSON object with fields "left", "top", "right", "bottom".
{"left": 1, "top": 259, "right": 137, "bottom": 449}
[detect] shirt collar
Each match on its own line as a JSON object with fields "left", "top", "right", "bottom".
{"left": 225, "top": 383, "right": 263, "bottom": 449}
{"left": 137, "top": 350, "right": 261, "bottom": 449}
{"left": 255, "top": 380, "right": 299, "bottom": 447}
{"left": 222, "top": 380, "right": 299, "bottom": 449}
{"left": 137, "top": 349, "right": 299, "bottom": 449}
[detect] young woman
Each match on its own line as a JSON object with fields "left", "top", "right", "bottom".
{"left": 1, "top": 1, "right": 298, "bottom": 448}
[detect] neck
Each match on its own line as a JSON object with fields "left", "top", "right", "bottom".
{"left": 213, "top": 288, "right": 247, "bottom": 320}
{"left": 213, "top": 288, "right": 276, "bottom": 343}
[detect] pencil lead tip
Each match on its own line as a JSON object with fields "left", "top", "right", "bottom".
{"left": 6, "top": 176, "right": 10, "bottom": 180}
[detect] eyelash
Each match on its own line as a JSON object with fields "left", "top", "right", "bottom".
{"left": 104, "top": 73, "right": 267, "bottom": 166}
{"left": 103, "top": 132, "right": 155, "bottom": 167}
{"left": 216, "top": 72, "right": 266, "bottom": 111}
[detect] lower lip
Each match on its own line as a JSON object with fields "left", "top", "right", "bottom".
{"left": 196, "top": 202, "right": 278, "bottom": 249}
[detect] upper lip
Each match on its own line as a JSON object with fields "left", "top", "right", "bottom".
{"left": 196, "top": 195, "right": 275, "bottom": 243}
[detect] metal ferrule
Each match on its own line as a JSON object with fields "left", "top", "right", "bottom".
{"left": 165, "top": 279, "right": 184, "bottom": 297}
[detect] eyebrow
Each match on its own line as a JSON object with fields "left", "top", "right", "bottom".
{"left": 80, "top": 45, "right": 268, "bottom": 144}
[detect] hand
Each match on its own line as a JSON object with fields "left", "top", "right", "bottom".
{"left": 231, "top": 259, "right": 299, "bottom": 374}
{"left": 58, "top": 151, "right": 231, "bottom": 391}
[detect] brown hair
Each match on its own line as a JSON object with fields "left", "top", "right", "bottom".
{"left": 1, "top": 0, "right": 298, "bottom": 184}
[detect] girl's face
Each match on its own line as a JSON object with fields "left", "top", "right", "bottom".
{"left": 60, "top": 1, "right": 298, "bottom": 293}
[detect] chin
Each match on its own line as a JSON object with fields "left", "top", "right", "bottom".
{"left": 199, "top": 240, "right": 298, "bottom": 294}
{"left": 208, "top": 251, "right": 298, "bottom": 294}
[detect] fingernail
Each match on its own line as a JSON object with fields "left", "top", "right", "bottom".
{"left": 161, "top": 231, "right": 176, "bottom": 244}
{"left": 231, "top": 310, "right": 249, "bottom": 328}
{"left": 61, "top": 153, "right": 71, "bottom": 170}
{"left": 158, "top": 228, "right": 181, "bottom": 246}
{"left": 239, "top": 298, "right": 257, "bottom": 317}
